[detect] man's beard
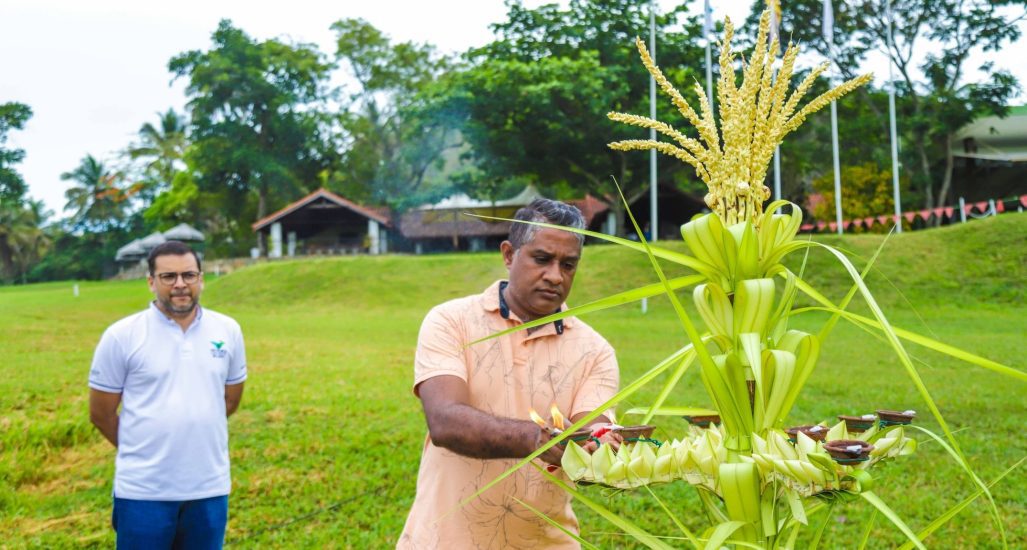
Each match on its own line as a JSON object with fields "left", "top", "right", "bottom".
{"left": 161, "top": 293, "right": 197, "bottom": 315}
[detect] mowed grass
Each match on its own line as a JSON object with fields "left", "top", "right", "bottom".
{"left": 1, "top": 213, "right": 1024, "bottom": 548}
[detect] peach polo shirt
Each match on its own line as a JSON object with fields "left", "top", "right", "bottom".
{"left": 398, "top": 280, "right": 619, "bottom": 550}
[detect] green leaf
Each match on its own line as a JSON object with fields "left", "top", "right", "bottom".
{"left": 469, "top": 274, "right": 706, "bottom": 345}
{"left": 513, "top": 497, "right": 601, "bottom": 550}
{"left": 644, "top": 485, "right": 703, "bottom": 549}
{"left": 623, "top": 406, "right": 719, "bottom": 417}
{"left": 539, "top": 467, "right": 675, "bottom": 550}
{"left": 896, "top": 457, "right": 1025, "bottom": 550}
{"left": 859, "top": 491, "right": 925, "bottom": 550}
{"left": 702, "top": 521, "right": 747, "bottom": 550}
{"left": 467, "top": 212, "right": 719, "bottom": 278}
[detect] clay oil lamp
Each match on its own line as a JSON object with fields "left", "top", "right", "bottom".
{"left": 876, "top": 409, "right": 916, "bottom": 427}
{"left": 683, "top": 414, "right": 721, "bottom": 428}
{"left": 785, "top": 424, "right": 828, "bottom": 443}
{"left": 837, "top": 413, "right": 877, "bottom": 433}
{"left": 824, "top": 440, "right": 875, "bottom": 464}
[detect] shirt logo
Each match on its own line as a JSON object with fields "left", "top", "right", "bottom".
{"left": 210, "top": 340, "right": 227, "bottom": 358}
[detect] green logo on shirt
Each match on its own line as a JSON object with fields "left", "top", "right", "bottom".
{"left": 210, "top": 340, "right": 227, "bottom": 358}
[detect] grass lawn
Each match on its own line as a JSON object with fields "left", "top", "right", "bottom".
{"left": 1, "top": 214, "right": 1024, "bottom": 548}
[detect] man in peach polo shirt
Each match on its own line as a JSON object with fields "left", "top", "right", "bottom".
{"left": 398, "top": 198, "right": 621, "bottom": 549}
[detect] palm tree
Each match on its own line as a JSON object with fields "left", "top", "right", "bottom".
{"left": 0, "top": 200, "right": 48, "bottom": 283}
{"left": 62, "top": 154, "right": 128, "bottom": 232}
{"left": 129, "top": 109, "right": 186, "bottom": 197}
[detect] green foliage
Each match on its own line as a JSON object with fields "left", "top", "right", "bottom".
{"left": 0, "top": 214, "right": 1024, "bottom": 546}
{"left": 169, "top": 20, "right": 337, "bottom": 224}
{"left": 810, "top": 163, "right": 909, "bottom": 230}
{"left": 0, "top": 101, "right": 32, "bottom": 205}
{"left": 0, "top": 199, "right": 48, "bottom": 283}
{"left": 60, "top": 155, "right": 130, "bottom": 233}
{"left": 759, "top": 0, "right": 1025, "bottom": 210}
{"left": 127, "top": 108, "right": 187, "bottom": 203}
{"left": 433, "top": 0, "right": 707, "bottom": 232}
{"left": 329, "top": 18, "right": 457, "bottom": 211}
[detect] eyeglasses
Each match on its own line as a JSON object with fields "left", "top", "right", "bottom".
{"left": 155, "top": 271, "right": 201, "bottom": 285}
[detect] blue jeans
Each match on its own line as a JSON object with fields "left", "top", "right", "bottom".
{"left": 113, "top": 495, "right": 228, "bottom": 550}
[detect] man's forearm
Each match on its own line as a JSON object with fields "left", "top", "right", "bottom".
{"left": 91, "top": 415, "right": 118, "bottom": 447}
{"left": 428, "top": 402, "right": 541, "bottom": 460}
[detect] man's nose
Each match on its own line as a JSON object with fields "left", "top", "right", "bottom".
{"left": 542, "top": 261, "right": 563, "bottom": 285}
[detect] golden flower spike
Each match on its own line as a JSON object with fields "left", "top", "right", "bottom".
{"left": 608, "top": 7, "right": 872, "bottom": 229}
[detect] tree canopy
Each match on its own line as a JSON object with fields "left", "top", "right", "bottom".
{"left": 0, "top": 101, "right": 33, "bottom": 206}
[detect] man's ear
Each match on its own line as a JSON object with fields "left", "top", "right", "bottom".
{"left": 500, "top": 240, "right": 515, "bottom": 269}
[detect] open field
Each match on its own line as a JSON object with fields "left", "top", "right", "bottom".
{"left": 1, "top": 214, "right": 1025, "bottom": 548}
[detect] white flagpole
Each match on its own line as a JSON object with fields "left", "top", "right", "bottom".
{"left": 649, "top": 0, "right": 658, "bottom": 241}
{"left": 886, "top": 0, "right": 903, "bottom": 232}
{"left": 824, "top": 0, "right": 843, "bottom": 234}
{"left": 831, "top": 100, "right": 843, "bottom": 234}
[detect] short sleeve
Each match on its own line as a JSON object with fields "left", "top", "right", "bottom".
{"left": 226, "top": 323, "right": 247, "bottom": 385}
{"left": 412, "top": 306, "right": 470, "bottom": 395}
{"left": 570, "top": 341, "right": 620, "bottom": 422}
{"left": 88, "top": 329, "right": 127, "bottom": 393}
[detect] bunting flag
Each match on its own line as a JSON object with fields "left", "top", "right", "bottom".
{"left": 822, "top": 0, "right": 834, "bottom": 45}
{"left": 799, "top": 194, "right": 1019, "bottom": 233}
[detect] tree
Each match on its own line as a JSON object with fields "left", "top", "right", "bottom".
{"left": 0, "top": 102, "right": 33, "bottom": 205}
{"left": 128, "top": 108, "right": 187, "bottom": 201}
{"left": 0, "top": 199, "right": 48, "bottom": 283}
{"left": 169, "top": 20, "right": 337, "bottom": 249}
{"left": 809, "top": 162, "right": 909, "bottom": 231}
{"left": 436, "top": 0, "right": 706, "bottom": 235}
{"left": 61, "top": 154, "right": 130, "bottom": 233}
{"left": 330, "top": 18, "right": 457, "bottom": 211}
{"left": 762, "top": 0, "right": 1025, "bottom": 212}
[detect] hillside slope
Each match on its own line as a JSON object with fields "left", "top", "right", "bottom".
{"left": 206, "top": 212, "right": 1027, "bottom": 310}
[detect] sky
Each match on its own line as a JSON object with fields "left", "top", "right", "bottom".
{"left": 2, "top": 0, "right": 1025, "bottom": 217}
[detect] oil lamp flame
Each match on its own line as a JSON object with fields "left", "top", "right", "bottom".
{"left": 550, "top": 403, "right": 565, "bottom": 431}
{"left": 529, "top": 409, "right": 548, "bottom": 429}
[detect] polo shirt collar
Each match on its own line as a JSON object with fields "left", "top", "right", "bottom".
{"left": 481, "top": 279, "right": 573, "bottom": 333}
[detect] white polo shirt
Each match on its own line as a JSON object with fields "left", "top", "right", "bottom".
{"left": 89, "top": 302, "right": 247, "bottom": 501}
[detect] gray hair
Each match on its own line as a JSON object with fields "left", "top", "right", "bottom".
{"left": 508, "top": 198, "right": 586, "bottom": 249}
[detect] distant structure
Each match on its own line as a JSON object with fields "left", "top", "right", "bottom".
{"left": 115, "top": 224, "right": 204, "bottom": 265}
{"left": 952, "top": 105, "right": 1027, "bottom": 202}
{"left": 250, "top": 188, "right": 392, "bottom": 257}
{"left": 247, "top": 185, "right": 613, "bottom": 257}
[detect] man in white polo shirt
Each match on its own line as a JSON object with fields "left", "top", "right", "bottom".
{"left": 89, "top": 240, "right": 246, "bottom": 549}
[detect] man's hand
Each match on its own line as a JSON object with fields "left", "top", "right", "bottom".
{"left": 89, "top": 389, "right": 121, "bottom": 447}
